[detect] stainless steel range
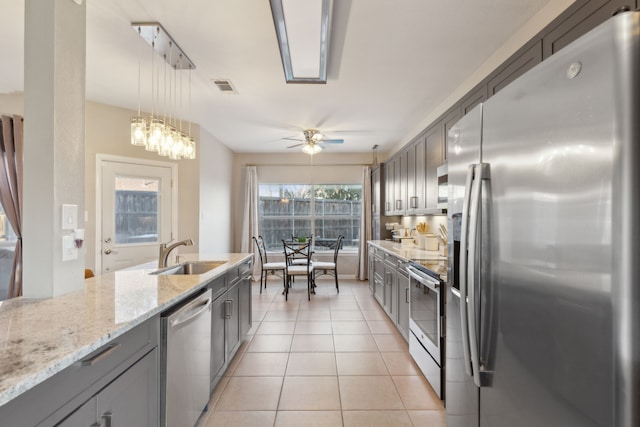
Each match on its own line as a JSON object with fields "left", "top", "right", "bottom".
{"left": 407, "top": 261, "right": 444, "bottom": 399}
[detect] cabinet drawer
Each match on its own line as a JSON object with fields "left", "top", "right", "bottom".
{"left": 209, "top": 276, "right": 227, "bottom": 300}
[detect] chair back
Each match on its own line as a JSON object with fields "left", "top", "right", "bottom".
{"left": 253, "top": 236, "right": 267, "bottom": 266}
{"left": 333, "top": 235, "right": 344, "bottom": 263}
{"left": 283, "top": 237, "right": 313, "bottom": 268}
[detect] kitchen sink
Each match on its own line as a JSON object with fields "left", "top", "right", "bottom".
{"left": 151, "top": 260, "right": 227, "bottom": 275}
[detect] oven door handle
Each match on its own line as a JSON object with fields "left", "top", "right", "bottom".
{"left": 406, "top": 266, "right": 440, "bottom": 292}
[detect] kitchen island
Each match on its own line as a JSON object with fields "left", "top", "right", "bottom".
{"left": 0, "top": 253, "right": 252, "bottom": 426}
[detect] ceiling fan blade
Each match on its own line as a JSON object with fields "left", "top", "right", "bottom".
{"left": 287, "top": 143, "right": 304, "bottom": 149}
{"left": 282, "top": 137, "right": 304, "bottom": 141}
{"left": 321, "top": 139, "right": 344, "bottom": 144}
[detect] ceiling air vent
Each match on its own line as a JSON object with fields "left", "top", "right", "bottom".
{"left": 212, "top": 79, "right": 238, "bottom": 94}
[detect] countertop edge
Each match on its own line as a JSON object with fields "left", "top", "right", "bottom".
{"left": 0, "top": 253, "right": 253, "bottom": 408}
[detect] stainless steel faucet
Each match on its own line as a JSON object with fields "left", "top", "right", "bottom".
{"left": 158, "top": 239, "right": 194, "bottom": 268}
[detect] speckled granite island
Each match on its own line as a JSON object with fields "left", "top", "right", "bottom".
{"left": 0, "top": 253, "right": 252, "bottom": 426}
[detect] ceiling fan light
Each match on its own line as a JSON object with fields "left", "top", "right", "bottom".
{"left": 312, "top": 132, "right": 323, "bottom": 141}
{"left": 302, "top": 143, "right": 323, "bottom": 155}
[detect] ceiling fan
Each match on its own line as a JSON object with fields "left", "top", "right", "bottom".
{"left": 285, "top": 129, "right": 344, "bottom": 155}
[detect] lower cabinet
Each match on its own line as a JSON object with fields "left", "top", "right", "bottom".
{"left": 368, "top": 244, "right": 411, "bottom": 342}
{"left": 396, "top": 268, "right": 410, "bottom": 340}
{"left": 209, "top": 259, "right": 253, "bottom": 392}
{"left": 59, "top": 348, "right": 158, "bottom": 427}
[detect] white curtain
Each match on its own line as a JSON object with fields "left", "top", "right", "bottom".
{"left": 356, "top": 165, "right": 372, "bottom": 280}
{"left": 240, "top": 166, "right": 260, "bottom": 280}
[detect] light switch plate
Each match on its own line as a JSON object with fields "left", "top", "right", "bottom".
{"left": 62, "top": 204, "right": 78, "bottom": 230}
{"left": 62, "top": 235, "right": 78, "bottom": 261}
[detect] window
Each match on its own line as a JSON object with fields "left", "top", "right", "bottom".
{"left": 114, "top": 176, "right": 159, "bottom": 244}
{"left": 259, "top": 183, "right": 361, "bottom": 252}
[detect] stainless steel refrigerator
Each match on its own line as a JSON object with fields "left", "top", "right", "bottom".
{"left": 446, "top": 11, "right": 640, "bottom": 427}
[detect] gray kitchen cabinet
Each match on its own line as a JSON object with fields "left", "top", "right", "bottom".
{"left": 383, "top": 253, "right": 397, "bottom": 318}
{"left": 384, "top": 159, "right": 395, "bottom": 215}
{"left": 0, "top": 317, "right": 160, "bottom": 427}
{"left": 460, "top": 85, "right": 487, "bottom": 116}
{"left": 209, "top": 259, "right": 253, "bottom": 393}
{"left": 368, "top": 245, "right": 411, "bottom": 343}
{"left": 239, "top": 273, "right": 252, "bottom": 338}
{"left": 210, "top": 294, "right": 226, "bottom": 389}
{"left": 372, "top": 248, "right": 385, "bottom": 305}
{"left": 542, "top": 0, "right": 633, "bottom": 59}
{"left": 60, "top": 348, "right": 159, "bottom": 427}
{"left": 425, "top": 124, "right": 443, "bottom": 212}
{"left": 393, "top": 155, "right": 403, "bottom": 215}
{"left": 396, "top": 265, "right": 410, "bottom": 341}
{"left": 226, "top": 284, "right": 241, "bottom": 355}
{"left": 442, "top": 107, "right": 461, "bottom": 162}
{"left": 488, "top": 41, "right": 542, "bottom": 96}
{"left": 371, "top": 165, "right": 383, "bottom": 239}
{"left": 405, "top": 141, "right": 420, "bottom": 215}
{"left": 368, "top": 245, "right": 376, "bottom": 294}
{"left": 412, "top": 136, "right": 427, "bottom": 214}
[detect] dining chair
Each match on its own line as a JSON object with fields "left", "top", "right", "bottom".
{"left": 313, "top": 235, "right": 344, "bottom": 293}
{"left": 282, "top": 238, "right": 314, "bottom": 301}
{"left": 253, "top": 236, "right": 286, "bottom": 294}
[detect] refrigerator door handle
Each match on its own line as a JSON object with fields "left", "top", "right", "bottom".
{"left": 468, "top": 163, "right": 491, "bottom": 388}
{"left": 459, "top": 164, "right": 475, "bottom": 377}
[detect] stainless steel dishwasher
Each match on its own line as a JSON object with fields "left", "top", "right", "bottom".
{"left": 161, "top": 289, "right": 212, "bottom": 427}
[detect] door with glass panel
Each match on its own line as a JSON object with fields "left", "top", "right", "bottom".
{"left": 100, "top": 161, "right": 173, "bottom": 273}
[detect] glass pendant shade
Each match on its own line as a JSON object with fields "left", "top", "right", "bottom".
{"left": 184, "top": 136, "right": 196, "bottom": 160}
{"left": 130, "top": 117, "right": 147, "bottom": 146}
{"left": 159, "top": 125, "right": 177, "bottom": 157}
{"left": 146, "top": 118, "right": 165, "bottom": 152}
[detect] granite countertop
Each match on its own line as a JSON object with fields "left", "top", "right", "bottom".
{"left": 0, "top": 253, "right": 252, "bottom": 407}
{"left": 368, "top": 240, "right": 448, "bottom": 278}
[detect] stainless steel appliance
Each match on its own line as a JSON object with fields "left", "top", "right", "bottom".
{"left": 162, "top": 289, "right": 212, "bottom": 427}
{"left": 446, "top": 11, "right": 640, "bottom": 427}
{"left": 407, "top": 261, "right": 444, "bottom": 398}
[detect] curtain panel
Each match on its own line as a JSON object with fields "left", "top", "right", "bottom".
{"left": 356, "top": 166, "right": 372, "bottom": 280}
{"left": 240, "top": 166, "right": 259, "bottom": 280}
{"left": 0, "top": 115, "right": 24, "bottom": 298}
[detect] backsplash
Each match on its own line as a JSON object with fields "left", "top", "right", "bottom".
{"left": 400, "top": 214, "right": 447, "bottom": 236}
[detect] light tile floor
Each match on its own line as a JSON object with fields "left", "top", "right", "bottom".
{"left": 197, "top": 277, "right": 445, "bottom": 427}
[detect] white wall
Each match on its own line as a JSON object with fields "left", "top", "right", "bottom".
{"left": 199, "top": 127, "right": 234, "bottom": 254}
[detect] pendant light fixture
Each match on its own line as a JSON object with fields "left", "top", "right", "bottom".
{"left": 130, "top": 22, "right": 197, "bottom": 160}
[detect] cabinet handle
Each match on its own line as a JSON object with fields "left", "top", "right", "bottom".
{"left": 385, "top": 202, "right": 391, "bottom": 211}
{"left": 102, "top": 412, "right": 113, "bottom": 427}
{"left": 372, "top": 203, "right": 376, "bottom": 214}
{"left": 81, "top": 343, "right": 122, "bottom": 366}
{"left": 395, "top": 200, "right": 402, "bottom": 210}
{"left": 410, "top": 196, "right": 418, "bottom": 209}
{"left": 406, "top": 288, "right": 409, "bottom": 304}
{"left": 224, "top": 300, "right": 233, "bottom": 319}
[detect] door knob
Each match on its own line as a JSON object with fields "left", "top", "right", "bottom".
{"left": 104, "top": 237, "right": 112, "bottom": 243}
{"left": 104, "top": 249, "right": 118, "bottom": 255}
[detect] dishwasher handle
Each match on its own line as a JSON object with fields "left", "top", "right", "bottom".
{"left": 170, "top": 295, "right": 212, "bottom": 328}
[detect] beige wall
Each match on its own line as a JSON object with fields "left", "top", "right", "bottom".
{"left": 232, "top": 152, "right": 373, "bottom": 278}
{"left": 199, "top": 127, "right": 234, "bottom": 254}
{"left": 84, "top": 101, "right": 200, "bottom": 272}
{"left": 0, "top": 94, "right": 202, "bottom": 273}
{"left": 391, "top": 0, "right": 576, "bottom": 156}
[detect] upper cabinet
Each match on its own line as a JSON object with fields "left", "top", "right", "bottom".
{"left": 380, "top": 0, "right": 630, "bottom": 217}
{"left": 488, "top": 41, "right": 542, "bottom": 96}
{"left": 542, "top": 0, "right": 635, "bottom": 59}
